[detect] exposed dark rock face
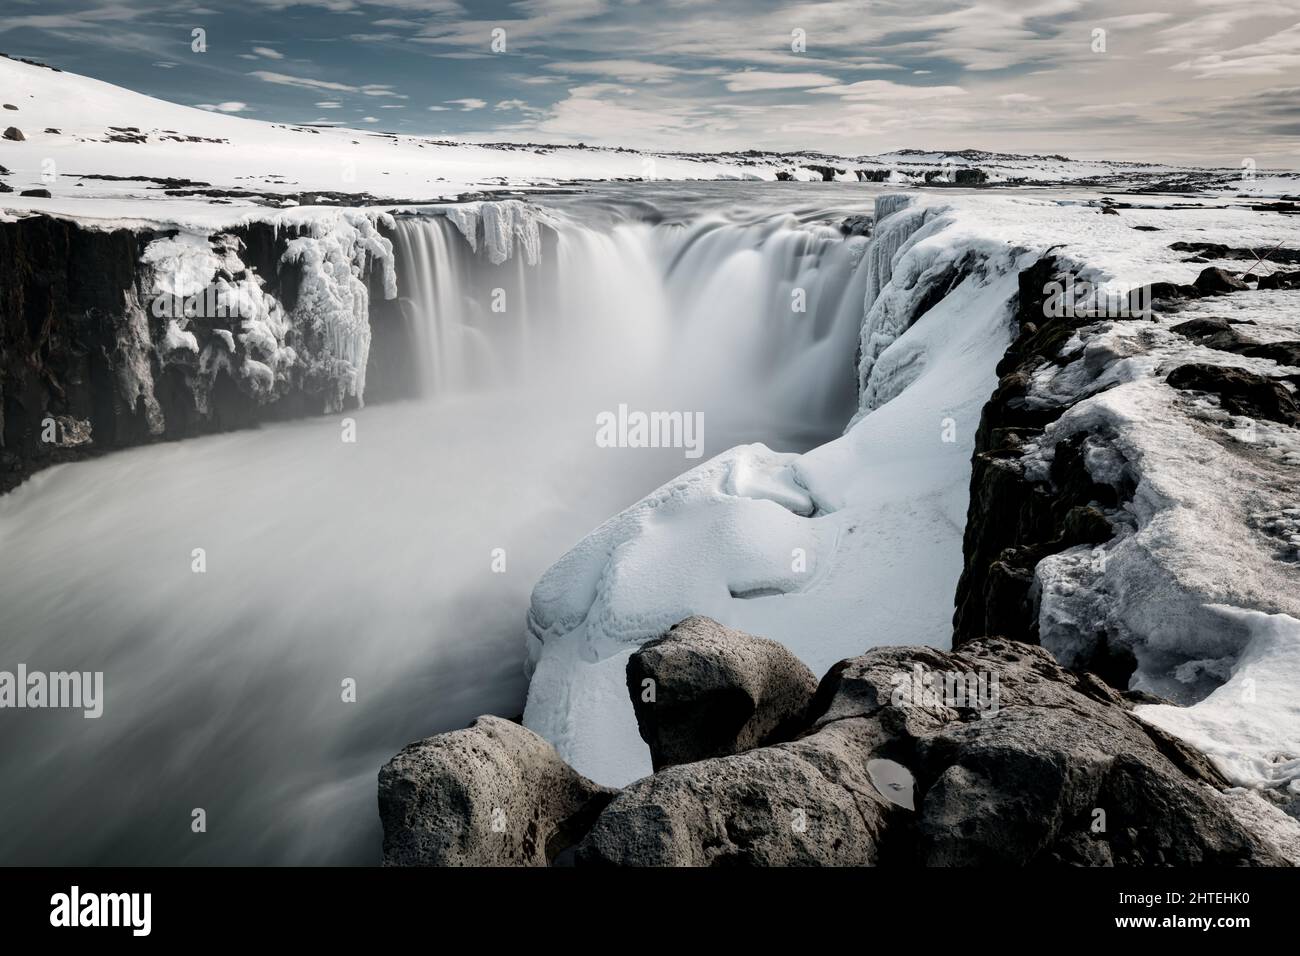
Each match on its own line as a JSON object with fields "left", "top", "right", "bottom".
{"left": 1193, "top": 266, "right": 1248, "bottom": 295}
{"left": 952, "top": 256, "right": 1125, "bottom": 653}
{"left": 18, "top": 188, "right": 50, "bottom": 198}
{"left": 1166, "top": 363, "right": 1300, "bottom": 427}
{"left": 855, "top": 168, "right": 891, "bottom": 183}
{"left": 1170, "top": 241, "right": 1300, "bottom": 266}
{"left": 952, "top": 251, "right": 1296, "bottom": 662}
{"left": 2, "top": 126, "right": 23, "bottom": 141}
{"left": 383, "top": 621, "right": 1295, "bottom": 866}
{"left": 802, "top": 638, "right": 1287, "bottom": 866}
{"left": 1170, "top": 315, "right": 1300, "bottom": 367}
{"left": 802, "top": 164, "right": 844, "bottom": 182}
{"left": 626, "top": 615, "right": 818, "bottom": 771}
{"left": 0, "top": 214, "right": 408, "bottom": 493}
{"left": 378, "top": 716, "right": 616, "bottom": 866}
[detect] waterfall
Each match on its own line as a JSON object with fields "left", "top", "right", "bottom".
{"left": 390, "top": 200, "right": 874, "bottom": 440}
{"left": 0, "top": 190, "right": 890, "bottom": 865}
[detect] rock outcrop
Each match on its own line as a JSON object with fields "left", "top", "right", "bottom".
{"left": 380, "top": 619, "right": 1297, "bottom": 866}
{"left": 378, "top": 716, "right": 616, "bottom": 866}
{"left": 0, "top": 213, "right": 409, "bottom": 494}
{"left": 626, "top": 615, "right": 818, "bottom": 771}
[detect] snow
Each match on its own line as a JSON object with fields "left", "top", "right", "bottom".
{"left": 2, "top": 55, "right": 1297, "bottom": 234}
{"left": 522, "top": 189, "right": 1300, "bottom": 794}
{"left": 1137, "top": 607, "right": 1300, "bottom": 796}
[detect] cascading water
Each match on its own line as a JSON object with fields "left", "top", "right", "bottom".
{"left": 0, "top": 189, "right": 882, "bottom": 864}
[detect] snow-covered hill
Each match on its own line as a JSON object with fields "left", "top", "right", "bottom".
{"left": 2, "top": 54, "right": 1297, "bottom": 231}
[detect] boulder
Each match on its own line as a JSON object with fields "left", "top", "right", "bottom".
{"left": 1193, "top": 266, "right": 1248, "bottom": 295}
{"left": 1166, "top": 362, "right": 1300, "bottom": 426}
{"left": 626, "top": 616, "right": 818, "bottom": 770}
{"left": 578, "top": 637, "right": 1291, "bottom": 866}
{"left": 378, "top": 715, "right": 616, "bottom": 866}
{"left": 813, "top": 639, "right": 1290, "bottom": 865}
{"left": 19, "top": 188, "right": 50, "bottom": 198}
{"left": 2, "top": 126, "right": 23, "bottom": 141}
{"left": 575, "top": 717, "right": 904, "bottom": 866}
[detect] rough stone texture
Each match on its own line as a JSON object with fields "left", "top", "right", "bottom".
{"left": 952, "top": 256, "right": 1125, "bottom": 661}
{"left": 572, "top": 637, "right": 1290, "bottom": 866}
{"left": 378, "top": 715, "right": 616, "bottom": 867}
{"left": 626, "top": 615, "right": 818, "bottom": 770}
{"left": 575, "top": 717, "right": 903, "bottom": 866}
{"left": 812, "top": 639, "right": 1289, "bottom": 865}
{"left": 0, "top": 213, "right": 411, "bottom": 494}
{"left": 1193, "top": 266, "right": 1249, "bottom": 295}
{"left": 1166, "top": 362, "right": 1300, "bottom": 427}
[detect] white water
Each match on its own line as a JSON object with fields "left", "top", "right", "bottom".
{"left": 0, "top": 191, "right": 875, "bottom": 864}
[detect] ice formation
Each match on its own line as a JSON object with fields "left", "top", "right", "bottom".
{"left": 132, "top": 210, "right": 396, "bottom": 419}
{"left": 438, "top": 200, "right": 550, "bottom": 266}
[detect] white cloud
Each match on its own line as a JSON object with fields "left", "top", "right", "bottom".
{"left": 810, "top": 79, "right": 967, "bottom": 101}
{"left": 315, "top": 101, "right": 343, "bottom": 109}
{"left": 722, "top": 71, "right": 840, "bottom": 92}
{"left": 252, "top": 46, "right": 284, "bottom": 60}
{"left": 446, "top": 98, "right": 487, "bottom": 110}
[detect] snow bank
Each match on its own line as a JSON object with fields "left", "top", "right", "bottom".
{"left": 1136, "top": 607, "right": 1300, "bottom": 796}
{"left": 522, "top": 190, "right": 1300, "bottom": 794}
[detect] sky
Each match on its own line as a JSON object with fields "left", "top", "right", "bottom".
{"left": 1, "top": 0, "right": 1298, "bottom": 167}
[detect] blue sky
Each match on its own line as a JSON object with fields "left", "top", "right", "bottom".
{"left": 2, "top": 0, "right": 1299, "bottom": 165}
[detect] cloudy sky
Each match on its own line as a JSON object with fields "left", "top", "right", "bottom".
{"left": 2, "top": 0, "right": 1299, "bottom": 166}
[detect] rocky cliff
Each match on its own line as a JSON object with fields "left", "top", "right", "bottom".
{"left": 0, "top": 211, "right": 410, "bottom": 493}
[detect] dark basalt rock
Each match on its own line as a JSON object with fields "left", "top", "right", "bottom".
{"left": 2, "top": 126, "right": 24, "bottom": 141}
{"left": 1170, "top": 241, "right": 1300, "bottom": 266}
{"left": 379, "top": 620, "right": 1296, "bottom": 866}
{"left": 574, "top": 632, "right": 1293, "bottom": 866}
{"left": 1193, "top": 266, "right": 1248, "bottom": 295}
{"left": 0, "top": 214, "right": 412, "bottom": 494}
{"left": 803, "top": 164, "right": 844, "bottom": 182}
{"left": 575, "top": 717, "right": 903, "bottom": 866}
{"left": 18, "top": 187, "right": 50, "bottom": 198}
{"left": 953, "top": 256, "right": 1125, "bottom": 653}
{"left": 1170, "top": 316, "right": 1300, "bottom": 368}
{"left": 1166, "top": 363, "right": 1300, "bottom": 427}
{"left": 626, "top": 616, "right": 818, "bottom": 771}
{"left": 378, "top": 716, "right": 616, "bottom": 866}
